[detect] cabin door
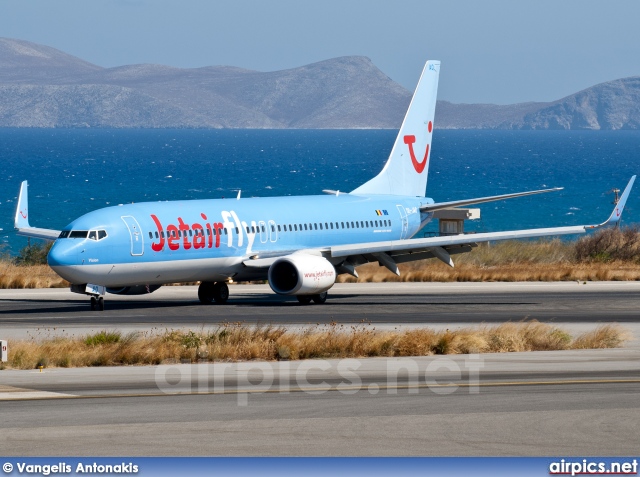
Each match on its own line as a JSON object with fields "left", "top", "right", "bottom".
{"left": 121, "top": 215, "right": 144, "bottom": 256}
{"left": 395, "top": 205, "right": 409, "bottom": 240}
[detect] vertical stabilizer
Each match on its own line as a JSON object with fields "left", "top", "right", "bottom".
{"left": 15, "top": 180, "right": 30, "bottom": 229}
{"left": 351, "top": 60, "right": 440, "bottom": 197}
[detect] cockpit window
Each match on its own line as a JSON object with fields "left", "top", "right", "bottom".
{"left": 61, "top": 230, "right": 108, "bottom": 240}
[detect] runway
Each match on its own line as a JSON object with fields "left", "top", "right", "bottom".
{"left": 1, "top": 282, "right": 640, "bottom": 339}
{"left": 1, "top": 282, "right": 639, "bottom": 456}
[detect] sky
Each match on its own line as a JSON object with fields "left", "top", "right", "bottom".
{"left": 1, "top": 0, "right": 640, "bottom": 104}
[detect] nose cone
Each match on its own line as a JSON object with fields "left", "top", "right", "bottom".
{"left": 47, "top": 240, "right": 76, "bottom": 267}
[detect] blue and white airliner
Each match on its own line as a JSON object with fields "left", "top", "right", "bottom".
{"left": 14, "top": 60, "right": 636, "bottom": 310}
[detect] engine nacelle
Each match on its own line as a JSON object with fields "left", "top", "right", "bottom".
{"left": 106, "top": 285, "right": 162, "bottom": 295}
{"left": 268, "top": 255, "right": 336, "bottom": 295}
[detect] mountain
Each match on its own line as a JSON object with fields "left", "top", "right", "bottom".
{"left": 0, "top": 37, "right": 639, "bottom": 129}
{"left": 436, "top": 78, "right": 640, "bottom": 130}
{"left": 0, "top": 38, "right": 411, "bottom": 128}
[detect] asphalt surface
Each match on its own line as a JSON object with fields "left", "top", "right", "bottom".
{"left": 1, "top": 282, "right": 639, "bottom": 456}
{"left": 1, "top": 282, "right": 640, "bottom": 337}
{"left": 1, "top": 350, "right": 639, "bottom": 456}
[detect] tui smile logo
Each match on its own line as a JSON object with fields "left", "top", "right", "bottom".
{"left": 404, "top": 121, "right": 433, "bottom": 174}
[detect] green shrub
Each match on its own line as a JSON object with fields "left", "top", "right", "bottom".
{"left": 84, "top": 330, "right": 121, "bottom": 346}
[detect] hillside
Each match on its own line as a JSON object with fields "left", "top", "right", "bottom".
{"left": 0, "top": 38, "right": 410, "bottom": 128}
{"left": 1, "top": 37, "right": 639, "bottom": 129}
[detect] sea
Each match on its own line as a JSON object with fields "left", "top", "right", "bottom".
{"left": 1, "top": 128, "right": 639, "bottom": 254}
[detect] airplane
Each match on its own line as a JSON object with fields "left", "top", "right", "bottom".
{"left": 14, "top": 60, "right": 636, "bottom": 311}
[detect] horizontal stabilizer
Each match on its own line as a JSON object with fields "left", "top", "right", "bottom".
{"left": 421, "top": 187, "right": 563, "bottom": 213}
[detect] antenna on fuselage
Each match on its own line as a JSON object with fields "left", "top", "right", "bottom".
{"left": 236, "top": 190, "right": 241, "bottom": 200}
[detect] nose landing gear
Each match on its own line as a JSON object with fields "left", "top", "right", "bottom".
{"left": 90, "top": 296, "right": 105, "bottom": 311}
{"left": 70, "top": 284, "right": 106, "bottom": 311}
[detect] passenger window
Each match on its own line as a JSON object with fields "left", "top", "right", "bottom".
{"left": 304, "top": 224, "right": 308, "bottom": 231}
{"left": 355, "top": 222, "right": 359, "bottom": 229}
{"left": 277, "top": 225, "right": 281, "bottom": 232}
{"left": 224, "top": 229, "right": 228, "bottom": 235}
{"left": 330, "top": 223, "right": 333, "bottom": 229}
{"left": 319, "top": 223, "right": 323, "bottom": 230}
{"left": 341, "top": 222, "right": 344, "bottom": 229}
{"left": 148, "top": 232, "right": 153, "bottom": 239}
{"left": 360, "top": 221, "right": 364, "bottom": 228}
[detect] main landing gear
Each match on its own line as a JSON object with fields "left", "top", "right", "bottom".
{"left": 198, "top": 281, "right": 230, "bottom": 304}
{"left": 297, "top": 291, "right": 328, "bottom": 305}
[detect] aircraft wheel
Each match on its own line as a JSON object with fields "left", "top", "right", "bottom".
{"left": 198, "top": 281, "right": 215, "bottom": 304}
{"left": 98, "top": 297, "right": 105, "bottom": 311}
{"left": 90, "top": 296, "right": 97, "bottom": 311}
{"left": 312, "top": 291, "right": 328, "bottom": 304}
{"left": 212, "top": 282, "right": 229, "bottom": 304}
{"left": 297, "top": 295, "right": 312, "bottom": 305}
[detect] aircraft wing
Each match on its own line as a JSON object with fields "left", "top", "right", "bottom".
{"left": 14, "top": 181, "right": 61, "bottom": 240}
{"left": 330, "top": 176, "right": 636, "bottom": 275}
{"left": 420, "top": 187, "right": 562, "bottom": 213}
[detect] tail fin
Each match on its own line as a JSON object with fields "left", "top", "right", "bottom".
{"left": 351, "top": 60, "right": 440, "bottom": 197}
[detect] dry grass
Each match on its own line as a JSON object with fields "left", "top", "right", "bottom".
{"left": 338, "top": 260, "right": 640, "bottom": 283}
{"left": 2, "top": 322, "right": 629, "bottom": 370}
{"left": 0, "top": 262, "right": 68, "bottom": 289}
{"left": 339, "top": 238, "right": 640, "bottom": 283}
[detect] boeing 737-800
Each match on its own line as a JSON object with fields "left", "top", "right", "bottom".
{"left": 14, "top": 60, "right": 635, "bottom": 310}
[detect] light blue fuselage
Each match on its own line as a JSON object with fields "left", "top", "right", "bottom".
{"left": 48, "top": 194, "right": 435, "bottom": 286}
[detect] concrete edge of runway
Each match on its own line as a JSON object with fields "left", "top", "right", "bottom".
{"left": 2, "top": 280, "right": 640, "bottom": 300}
{"left": 1, "top": 347, "right": 639, "bottom": 401}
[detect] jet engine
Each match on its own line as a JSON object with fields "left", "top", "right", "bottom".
{"left": 268, "top": 255, "right": 336, "bottom": 295}
{"left": 106, "top": 285, "right": 162, "bottom": 295}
